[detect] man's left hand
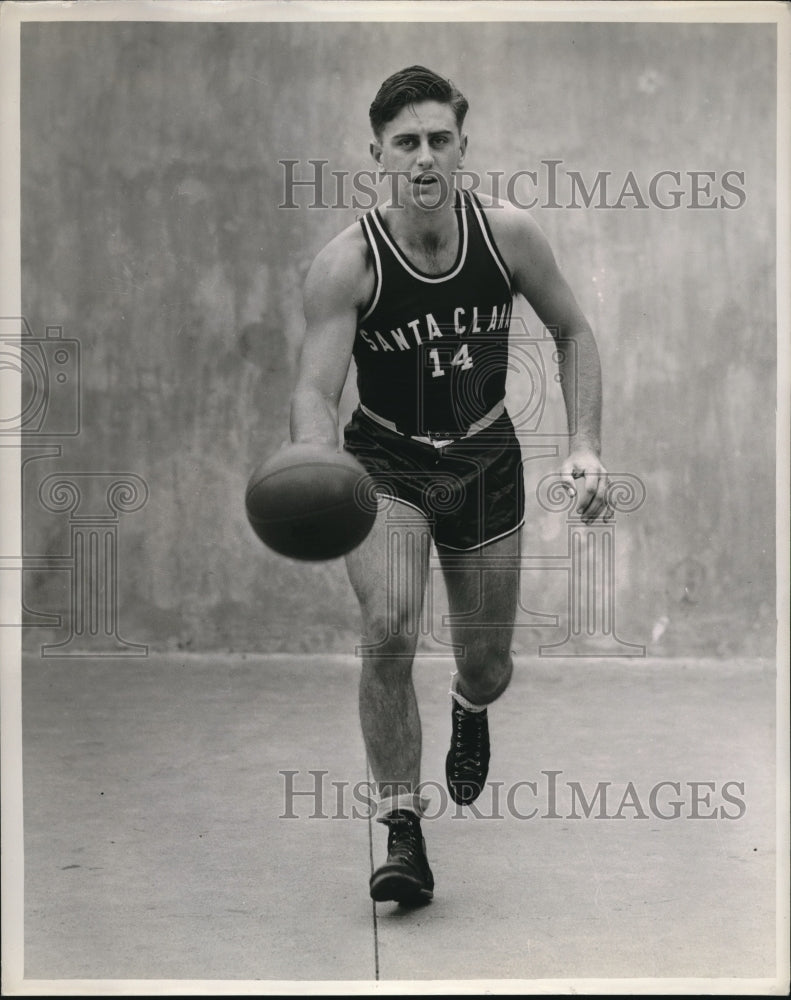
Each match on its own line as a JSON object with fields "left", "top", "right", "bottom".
{"left": 559, "top": 450, "right": 611, "bottom": 524}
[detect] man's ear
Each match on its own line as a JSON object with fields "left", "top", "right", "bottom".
{"left": 370, "top": 140, "right": 383, "bottom": 171}
{"left": 458, "top": 133, "right": 468, "bottom": 167}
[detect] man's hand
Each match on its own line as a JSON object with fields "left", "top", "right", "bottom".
{"left": 559, "top": 449, "right": 611, "bottom": 524}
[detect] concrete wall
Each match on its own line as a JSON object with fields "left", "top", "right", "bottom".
{"left": 19, "top": 19, "right": 777, "bottom": 657}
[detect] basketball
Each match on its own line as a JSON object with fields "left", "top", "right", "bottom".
{"left": 245, "top": 443, "right": 377, "bottom": 561}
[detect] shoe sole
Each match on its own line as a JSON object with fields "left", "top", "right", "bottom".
{"left": 369, "top": 868, "right": 434, "bottom": 903}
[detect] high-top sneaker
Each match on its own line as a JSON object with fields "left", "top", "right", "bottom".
{"left": 369, "top": 810, "right": 434, "bottom": 903}
{"left": 445, "top": 699, "right": 490, "bottom": 805}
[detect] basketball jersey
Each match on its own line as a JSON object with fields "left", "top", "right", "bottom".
{"left": 355, "top": 190, "right": 513, "bottom": 437}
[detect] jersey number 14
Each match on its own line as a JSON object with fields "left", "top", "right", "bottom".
{"left": 428, "top": 344, "right": 474, "bottom": 378}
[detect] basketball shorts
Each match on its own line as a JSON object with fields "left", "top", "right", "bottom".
{"left": 342, "top": 406, "right": 525, "bottom": 552}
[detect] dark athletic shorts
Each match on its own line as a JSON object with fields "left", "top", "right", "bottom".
{"left": 342, "top": 406, "right": 525, "bottom": 551}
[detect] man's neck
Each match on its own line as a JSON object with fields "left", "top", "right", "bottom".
{"left": 384, "top": 193, "right": 458, "bottom": 253}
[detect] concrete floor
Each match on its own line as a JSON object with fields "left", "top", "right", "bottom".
{"left": 16, "top": 652, "right": 783, "bottom": 991}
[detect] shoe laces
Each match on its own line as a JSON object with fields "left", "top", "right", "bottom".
{"left": 451, "top": 703, "right": 487, "bottom": 773}
{"left": 387, "top": 813, "right": 420, "bottom": 859}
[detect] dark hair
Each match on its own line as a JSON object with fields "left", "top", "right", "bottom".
{"left": 369, "top": 65, "right": 469, "bottom": 138}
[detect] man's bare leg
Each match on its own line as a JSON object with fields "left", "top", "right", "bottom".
{"left": 438, "top": 526, "right": 521, "bottom": 701}
{"left": 346, "top": 499, "right": 435, "bottom": 901}
{"left": 437, "top": 527, "right": 522, "bottom": 803}
{"left": 345, "top": 500, "right": 432, "bottom": 810}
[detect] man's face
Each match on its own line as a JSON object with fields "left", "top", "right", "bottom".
{"left": 371, "top": 100, "right": 467, "bottom": 210}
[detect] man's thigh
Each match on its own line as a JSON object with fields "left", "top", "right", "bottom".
{"left": 436, "top": 527, "right": 522, "bottom": 659}
{"left": 345, "top": 498, "right": 433, "bottom": 643}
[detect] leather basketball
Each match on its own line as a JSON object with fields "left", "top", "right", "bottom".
{"left": 245, "top": 444, "right": 377, "bottom": 561}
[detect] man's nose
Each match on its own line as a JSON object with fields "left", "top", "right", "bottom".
{"left": 416, "top": 142, "right": 434, "bottom": 168}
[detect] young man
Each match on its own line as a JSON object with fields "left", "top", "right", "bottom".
{"left": 290, "top": 66, "right": 609, "bottom": 904}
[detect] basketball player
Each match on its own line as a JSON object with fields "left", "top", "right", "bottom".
{"left": 290, "top": 66, "right": 609, "bottom": 904}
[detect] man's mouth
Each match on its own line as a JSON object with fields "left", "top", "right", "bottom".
{"left": 413, "top": 175, "right": 439, "bottom": 186}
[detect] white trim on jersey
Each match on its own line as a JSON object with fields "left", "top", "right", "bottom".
{"left": 369, "top": 191, "right": 469, "bottom": 284}
{"left": 467, "top": 194, "right": 512, "bottom": 291}
{"left": 359, "top": 214, "right": 383, "bottom": 323}
{"left": 437, "top": 514, "right": 526, "bottom": 552}
{"left": 369, "top": 489, "right": 525, "bottom": 552}
{"left": 370, "top": 492, "right": 427, "bottom": 519}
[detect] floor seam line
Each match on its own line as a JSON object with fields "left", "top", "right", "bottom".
{"left": 366, "top": 757, "right": 380, "bottom": 981}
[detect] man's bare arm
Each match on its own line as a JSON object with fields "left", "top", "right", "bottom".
{"left": 491, "top": 205, "right": 610, "bottom": 523}
{"left": 290, "top": 231, "right": 370, "bottom": 448}
{"left": 513, "top": 218, "right": 602, "bottom": 457}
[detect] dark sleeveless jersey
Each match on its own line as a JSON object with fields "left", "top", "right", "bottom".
{"left": 354, "top": 190, "right": 513, "bottom": 437}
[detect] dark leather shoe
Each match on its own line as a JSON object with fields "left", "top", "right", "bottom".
{"left": 445, "top": 700, "right": 490, "bottom": 805}
{"left": 369, "top": 810, "right": 434, "bottom": 903}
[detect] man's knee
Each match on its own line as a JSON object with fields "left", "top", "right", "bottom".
{"left": 359, "top": 611, "right": 420, "bottom": 658}
{"left": 455, "top": 644, "right": 514, "bottom": 703}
